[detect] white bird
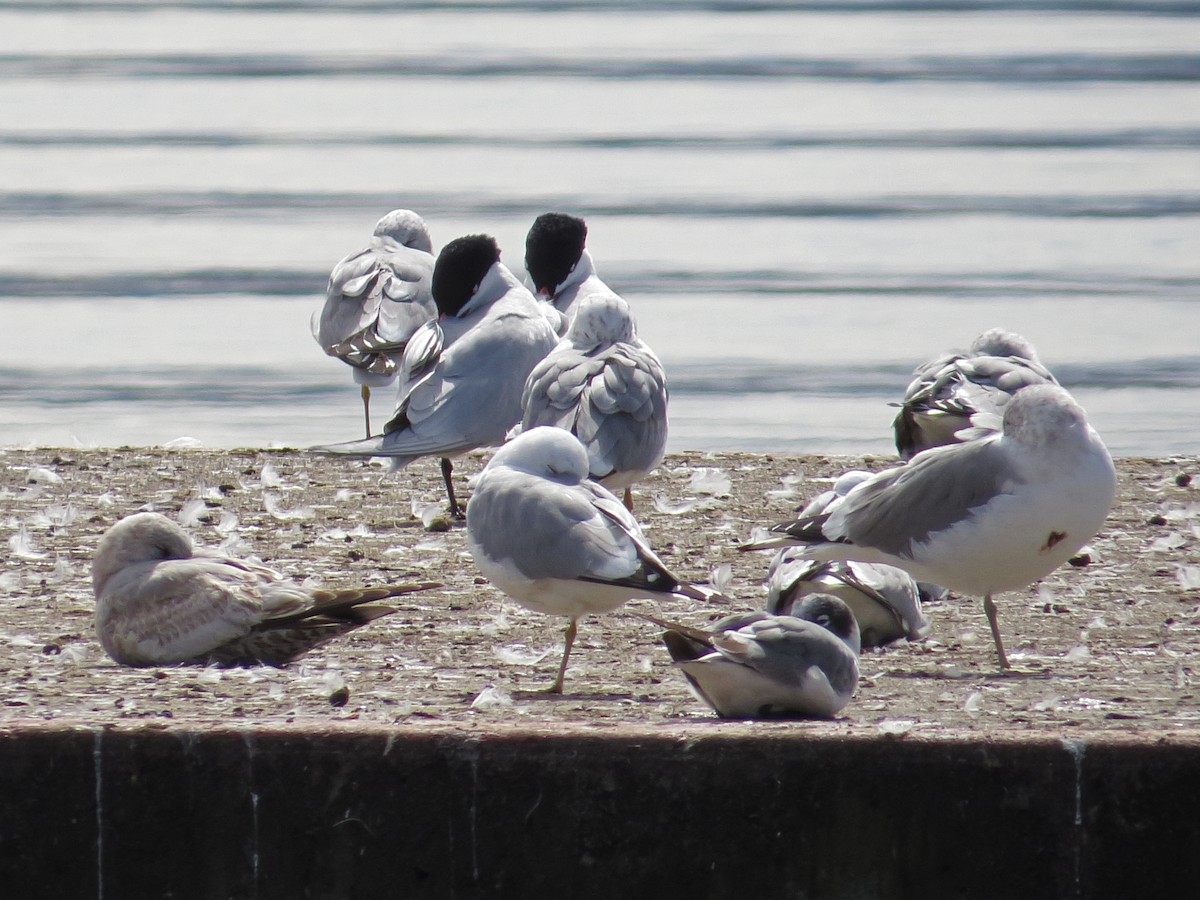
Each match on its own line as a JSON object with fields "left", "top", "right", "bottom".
{"left": 313, "top": 234, "right": 560, "bottom": 518}
{"left": 516, "top": 291, "right": 668, "bottom": 509}
{"left": 766, "top": 552, "right": 930, "bottom": 648}
{"left": 893, "top": 327, "right": 1059, "bottom": 460}
{"left": 465, "top": 426, "right": 711, "bottom": 694}
{"left": 92, "top": 512, "right": 437, "bottom": 667}
{"left": 524, "top": 212, "right": 615, "bottom": 325}
{"left": 742, "top": 384, "right": 1117, "bottom": 669}
{"left": 312, "top": 209, "right": 437, "bottom": 437}
{"left": 649, "top": 594, "right": 860, "bottom": 719}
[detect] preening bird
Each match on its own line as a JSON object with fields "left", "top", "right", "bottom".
{"left": 516, "top": 291, "right": 668, "bottom": 509}
{"left": 766, "top": 552, "right": 929, "bottom": 648}
{"left": 650, "top": 593, "right": 861, "bottom": 719}
{"left": 312, "top": 209, "right": 437, "bottom": 437}
{"left": 893, "top": 327, "right": 1059, "bottom": 460}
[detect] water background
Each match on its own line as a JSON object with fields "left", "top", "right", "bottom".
{"left": 1, "top": 1, "right": 1198, "bottom": 457}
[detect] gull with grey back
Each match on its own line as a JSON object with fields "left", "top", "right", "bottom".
{"left": 312, "top": 209, "right": 437, "bottom": 437}
{"left": 742, "top": 384, "right": 1117, "bottom": 669}
{"left": 893, "top": 327, "right": 1059, "bottom": 460}
{"left": 466, "top": 426, "right": 711, "bottom": 694}
{"left": 650, "top": 594, "right": 860, "bottom": 719}
{"left": 516, "top": 291, "right": 668, "bottom": 509}
{"left": 766, "top": 552, "right": 930, "bottom": 648}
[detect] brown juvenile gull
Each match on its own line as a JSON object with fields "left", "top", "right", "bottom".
{"left": 312, "top": 209, "right": 437, "bottom": 437}
{"left": 742, "top": 384, "right": 1117, "bottom": 670}
{"left": 466, "top": 426, "right": 712, "bottom": 694}
{"left": 92, "top": 512, "right": 437, "bottom": 667}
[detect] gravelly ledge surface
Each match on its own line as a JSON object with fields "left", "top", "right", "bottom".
{"left": 2, "top": 448, "right": 1200, "bottom": 898}
{"left": 1, "top": 447, "right": 1198, "bottom": 739}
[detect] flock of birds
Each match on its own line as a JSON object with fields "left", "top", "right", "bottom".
{"left": 90, "top": 210, "right": 1119, "bottom": 719}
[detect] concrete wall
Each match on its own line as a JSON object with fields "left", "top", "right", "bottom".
{"left": 1, "top": 724, "right": 1197, "bottom": 899}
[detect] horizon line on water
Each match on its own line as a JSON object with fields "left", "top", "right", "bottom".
{"left": 2, "top": 53, "right": 1199, "bottom": 83}
{"left": 4, "top": 127, "right": 1200, "bottom": 151}
{"left": 2, "top": 0, "right": 1199, "bottom": 13}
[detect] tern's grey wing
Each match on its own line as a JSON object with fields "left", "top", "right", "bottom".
{"left": 380, "top": 317, "right": 553, "bottom": 459}
{"left": 832, "top": 437, "right": 1019, "bottom": 557}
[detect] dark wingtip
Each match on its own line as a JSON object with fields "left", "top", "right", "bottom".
{"left": 662, "top": 629, "right": 710, "bottom": 663}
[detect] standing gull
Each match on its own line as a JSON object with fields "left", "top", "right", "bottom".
{"left": 92, "top": 512, "right": 437, "bottom": 667}
{"left": 516, "top": 291, "right": 668, "bottom": 509}
{"left": 466, "top": 426, "right": 711, "bottom": 694}
{"left": 648, "top": 594, "right": 860, "bottom": 719}
{"left": 742, "top": 384, "right": 1117, "bottom": 669}
{"left": 313, "top": 234, "right": 560, "bottom": 518}
{"left": 893, "top": 327, "right": 1059, "bottom": 460}
{"left": 312, "top": 209, "right": 437, "bottom": 437}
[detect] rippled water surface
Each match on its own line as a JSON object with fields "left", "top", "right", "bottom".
{"left": 1, "top": 1, "right": 1197, "bottom": 456}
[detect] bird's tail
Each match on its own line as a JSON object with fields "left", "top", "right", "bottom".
{"left": 271, "top": 581, "right": 441, "bottom": 625}
{"left": 308, "top": 435, "right": 389, "bottom": 456}
{"left": 627, "top": 609, "right": 713, "bottom": 644}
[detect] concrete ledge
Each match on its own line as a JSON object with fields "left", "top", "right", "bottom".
{"left": 2, "top": 724, "right": 1198, "bottom": 899}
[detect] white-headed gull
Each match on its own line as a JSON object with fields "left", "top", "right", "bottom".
{"left": 92, "top": 512, "right": 437, "bottom": 667}
{"left": 650, "top": 594, "right": 860, "bottom": 719}
{"left": 312, "top": 209, "right": 437, "bottom": 437}
{"left": 313, "top": 234, "right": 560, "bottom": 518}
{"left": 893, "top": 327, "right": 1059, "bottom": 460}
{"left": 465, "top": 426, "right": 711, "bottom": 694}
{"left": 766, "top": 552, "right": 930, "bottom": 647}
{"left": 516, "top": 291, "right": 668, "bottom": 509}
{"left": 743, "top": 384, "right": 1117, "bottom": 669}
